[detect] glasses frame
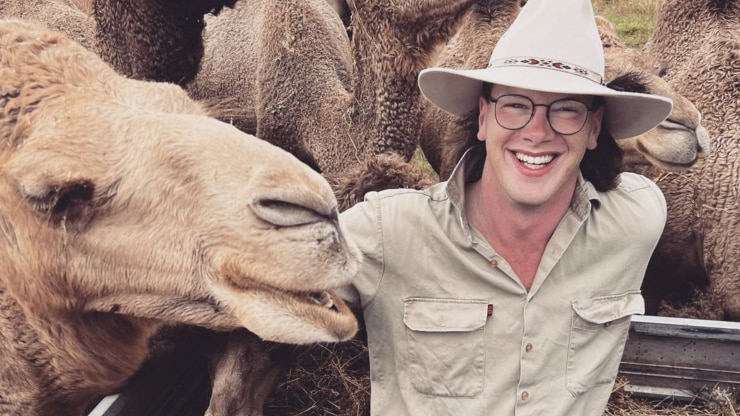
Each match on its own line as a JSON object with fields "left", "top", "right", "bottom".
{"left": 485, "top": 94, "right": 601, "bottom": 135}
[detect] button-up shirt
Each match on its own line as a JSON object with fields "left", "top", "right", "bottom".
{"left": 339, "top": 149, "right": 667, "bottom": 416}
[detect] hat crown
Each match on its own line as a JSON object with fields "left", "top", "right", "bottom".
{"left": 489, "top": 0, "right": 605, "bottom": 83}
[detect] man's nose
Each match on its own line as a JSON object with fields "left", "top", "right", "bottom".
{"left": 522, "top": 106, "right": 555, "bottom": 140}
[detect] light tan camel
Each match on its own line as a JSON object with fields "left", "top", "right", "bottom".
{"left": 419, "top": 0, "right": 709, "bottom": 182}
{"left": 187, "top": 0, "right": 476, "bottom": 174}
{"left": 638, "top": 0, "right": 740, "bottom": 319}
{"left": 0, "top": 19, "right": 361, "bottom": 416}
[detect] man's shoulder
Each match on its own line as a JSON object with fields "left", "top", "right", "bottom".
{"left": 365, "top": 181, "right": 446, "bottom": 205}
{"left": 596, "top": 172, "right": 667, "bottom": 232}
{"left": 616, "top": 172, "right": 663, "bottom": 195}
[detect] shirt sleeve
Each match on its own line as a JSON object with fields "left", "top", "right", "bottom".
{"left": 336, "top": 191, "right": 385, "bottom": 306}
{"left": 617, "top": 172, "right": 668, "bottom": 248}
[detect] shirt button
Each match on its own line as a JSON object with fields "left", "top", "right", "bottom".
{"left": 521, "top": 391, "right": 529, "bottom": 401}
{"left": 490, "top": 259, "right": 498, "bottom": 267}
{"left": 604, "top": 321, "right": 612, "bottom": 328}
{"left": 525, "top": 343, "right": 533, "bottom": 353}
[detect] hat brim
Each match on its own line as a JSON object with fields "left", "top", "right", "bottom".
{"left": 418, "top": 66, "right": 673, "bottom": 140}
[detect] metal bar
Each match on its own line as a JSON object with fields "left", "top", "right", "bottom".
{"left": 619, "top": 315, "right": 740, "bottom": 400}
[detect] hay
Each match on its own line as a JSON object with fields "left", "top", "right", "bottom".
{"left": 658, "top": 289, "right": 727, "bottom": 321}
{"left": 263, "top": 339, "right": 370, "bottom": 416}
{"left": 606, "top": 377, "right": 739, "bottom": 416}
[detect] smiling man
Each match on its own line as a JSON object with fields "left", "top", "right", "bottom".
{"left": 339, "top": 0, "right": 673, "bottom": 415}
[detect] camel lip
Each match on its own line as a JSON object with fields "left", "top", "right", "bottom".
{"left": 220, "top": 271, "right": 351, "bottom": 315}
{"left": 635, "top": 141, "right": 698, "bottom": 171}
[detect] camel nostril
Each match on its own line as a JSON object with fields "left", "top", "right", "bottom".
{"left": 249, "top": 198, "right": 328, "bottom": 227}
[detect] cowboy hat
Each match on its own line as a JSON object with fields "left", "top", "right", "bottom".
{"left": 417, "top": 0, "right": 672, "bottom": 140}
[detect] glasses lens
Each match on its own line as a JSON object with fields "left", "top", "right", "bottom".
{"left": 493, "top": 95, "right": 534, "bottom": 130}
{"left": 548, "top": 99, "right": 589, "bottom": 135}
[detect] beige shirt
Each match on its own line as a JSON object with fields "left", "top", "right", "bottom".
{"left": 340, "top": 149, "right": 667, "bottom": 416}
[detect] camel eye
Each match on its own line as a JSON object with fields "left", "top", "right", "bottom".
{"left": 50, "top": 182, "right": 94, "bottom": 216}
{"left": 25, "top": 181, "right": 95, "bottom": 223}
{"left": 656, "top": 63, "right": 670, "bottom": 78}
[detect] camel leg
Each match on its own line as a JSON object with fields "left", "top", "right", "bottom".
{"left": 205, "top": 330, "right": 288, "bottom": 416}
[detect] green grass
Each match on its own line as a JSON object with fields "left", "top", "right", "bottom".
{"left": 592, "top": 0, "right": 665, "bottom": 47}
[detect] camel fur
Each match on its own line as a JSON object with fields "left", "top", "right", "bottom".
{"left": 92, "top": 0, "right": 238, "bottom": 86}
{"left": 0, "top": 19, "right": 362, "bottom": 416}
{"left": 639, "top": 0, "right": 740, "bottom": 319}
{"left": 186, "top": 0, "right": 476, "bottom": 174}
{"left": 0, "top": 0, "right": 96, "bottom": 50}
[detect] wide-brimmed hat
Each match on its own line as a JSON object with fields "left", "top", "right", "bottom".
{"left": 418, "top": 0, "right": 672, "bottom": 140}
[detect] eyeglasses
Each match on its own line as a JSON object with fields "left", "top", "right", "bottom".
{"left": 485, "top": 94, "right": 599, "bottom": 135}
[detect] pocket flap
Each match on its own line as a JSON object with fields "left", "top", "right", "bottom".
{"left": 571, "top": 292, "right": 645, "bottom": 324}
{"left": 404, "top": 298, "right": 488, "bottom": 332}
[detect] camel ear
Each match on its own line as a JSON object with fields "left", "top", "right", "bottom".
{"left": 606, "top": 72, "right": 649, "bottom": 94}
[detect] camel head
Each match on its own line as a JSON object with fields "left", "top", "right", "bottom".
{"left": 596, "top": 16, "right": 710, "bottom": 172}
{"left": 0, "top": 19, "right": 360, "bottom": 345}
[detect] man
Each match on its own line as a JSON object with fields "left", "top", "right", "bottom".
{"left": 339, "top": 0, "right": 672, "bottom": 414}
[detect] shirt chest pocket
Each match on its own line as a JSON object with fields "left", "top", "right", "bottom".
{"left": 567, "top": 291, "right": 644, "bottom": 395}
{"left": 403, "top": 298, "right": 488, "bottom": 398}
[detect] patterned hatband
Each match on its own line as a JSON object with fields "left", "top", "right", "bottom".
{"left": 489, "top": 57, "right": 605, "bottom": 85}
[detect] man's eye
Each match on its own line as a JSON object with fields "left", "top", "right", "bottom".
{"left": 553, "top": 106, "right": 579, "bottom": 113}
{"left": 552, "top": 102, "right": 585, "bottom": 113}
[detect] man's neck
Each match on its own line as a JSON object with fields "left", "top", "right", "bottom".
{"left": 464, "top": 177, "right": 575, "bottom": 290}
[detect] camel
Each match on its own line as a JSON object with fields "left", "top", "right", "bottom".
{"left": 638, "top": 0, "right": 740, "bottom": 319}
{"left": 92, "top": 0, "right": 238, "bottom": 86}
{"left": 0, "top": 0, "right": 96, "bottom": 50}
{"left": 186, "top": 0, "right": 476, "bottom": 174}
{"left": 0, "top": 18, "right": 362, "bottom": 416}
{"left": 419, "top": 0, "right": 709, "bottom": 182}
{"left": 596, "top": 16, "right": 710, "bottom": 173}
{"left": 0, "top": 0, "right": 359, "bottom": 171}
{"left": 328, "top": 153, "right": 437, "bottom": 212}
{"left": 3, "top": 0, "right": 457, "bottom": 177}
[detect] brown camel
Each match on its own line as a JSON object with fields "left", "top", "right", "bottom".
{"left": 0, "top": 19, "right": 361, "bottom": 416}
{"left": 187, "top": 0, "right": 476, "bottom": 174}
{"left": 92, "top": 0, "right": 238, "bottom": 86}
{"left": 639, "top": 0, "right": 740, "bottom": 319}
{"left": 0, "top": 0, "right": 96, "bottom": 50}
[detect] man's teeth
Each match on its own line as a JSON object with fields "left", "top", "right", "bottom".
{"left": 515, "top": 152, "right": 554, "bottom": 169}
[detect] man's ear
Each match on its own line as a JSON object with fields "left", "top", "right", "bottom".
{"left": 587, "top": 106, "right": 605, "bottom": 150}
{"left": 477, "top": 97, "right": 489, "bottom": 142}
